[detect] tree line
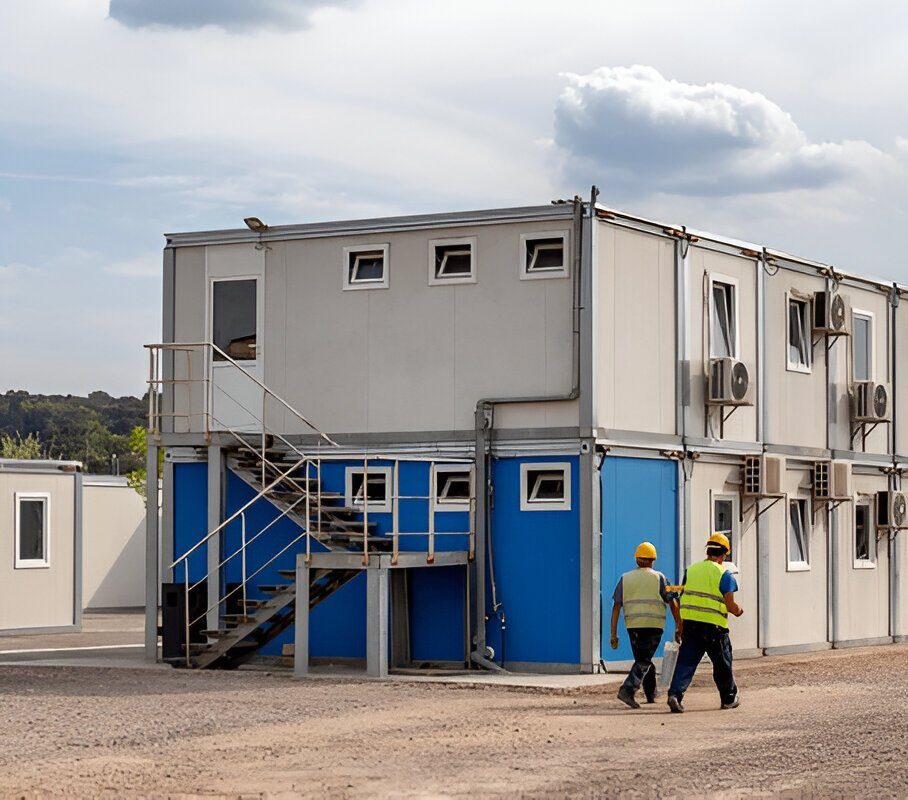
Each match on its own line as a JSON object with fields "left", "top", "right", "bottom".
{"left": 0, "top": 390, "right": 147, "bottom": 474}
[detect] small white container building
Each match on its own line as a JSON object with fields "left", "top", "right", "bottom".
{"left": 146, "top": 191, "right": 908, "bottom": 674}
{"left": 82, "top": 475, "right": 146, "bottom": 610}
{"left": 0, "top": 459, "right": 82, "bottom": 635}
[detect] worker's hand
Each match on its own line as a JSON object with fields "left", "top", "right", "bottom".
{"left": 734, "top": 607, "right": 744, "bottom": 617}
{"left": 610, "top": 636, "right": 619, "bottom": 650}
{"left": 674, "top": 627, "right": 682, "bottom": 643}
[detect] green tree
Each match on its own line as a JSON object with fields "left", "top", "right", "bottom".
{"left": 126, "top": 425, "right": 162, "bottom": 504}
{"left": 0, "top": 431, "right": 46, "bottom": 459}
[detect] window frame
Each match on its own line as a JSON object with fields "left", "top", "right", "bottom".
{"left": 519, "top": 462, "right": 572, "bottom": 512}
{"left": 710, "top": 490, "right": 741, "bottom": 574}
{"left": 344, "top": 466, "right": 393, "bottom": 513}
{"left": 208, "top": 275, "right": 261, "bottom": 363}
{"left": 14, "top": 492, "right": 51, "bottom": 569}
{"left": 853, "top": 498, "right": 877, "bottom": 569}
{"left": 786, "top": 496, "right": 811, "bottom": 572}
{"left": 519, "top": 230, "right": 570, "bottom": 281}
{"left": 433, "top": 464, "right": 473, "bottom": 512}
{"left": 343, "top": 244, "right": 390, "bottom": 291}
{"left": 786, "top": 292, "right": 812, "bottom": 374}
{"left": 851, "top": 308, "right": 875, "bottom": 382}
{"left": 708, "top": 273, "right": 740, "bottom": 360}
{"left": 428, "top": 236, "right": 477, "bottom": 286}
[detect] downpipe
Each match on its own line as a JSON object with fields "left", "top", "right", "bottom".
{"left": 470, "top": 187, "right": 594, "bottom": 671}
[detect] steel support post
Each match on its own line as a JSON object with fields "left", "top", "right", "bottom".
{"left": 366, "top": 565, "right": 389, "bottom": 678}
{"left": 294, "top": 554, "right": 310, "bottom": 678}
{"left": 144, "top": 441, "right": 160, "bottom": 660}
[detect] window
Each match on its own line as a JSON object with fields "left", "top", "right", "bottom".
{"left": 852, "top": 311, "right": 873, "bottom": 381}
{"left": 212, "top": 279, "right": 257, "bottom": 361}
{"left": 520, "top": 231, "right": 570, "bottom": 280}
{"left": 854, "top": 502, "right": 876, "bottom": 568}
{"left": 15, "top": 493, "right": 50, "bottom": 569}
{"left": 711, "top": 492, "right": 740, "bottom": 572}
{"left": 787, "top": 498, "right": 810, "bottom": 570}
{"left": 519, "top": 462, "right": 571, "bottom": 511}
{"left": 343, "top": 244, "right": 390, "bottom": 290}
{"left": 428, "top": 237, "right": 476, "bottom": 285}
{"left": 434, "top": 465, "right": 472, "bottom": 512}
{"left": 787, "top": 295, "right": 811, "bottom": 373}
{"left": 710, "top": 277, "right": 738, "bottom": 359}
{"left": 344, "top": 466, "right": 392, "bottom": 513}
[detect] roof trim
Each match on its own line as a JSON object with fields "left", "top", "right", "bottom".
{"left": 165, "top": 204, "right": 575, "bottom": 248}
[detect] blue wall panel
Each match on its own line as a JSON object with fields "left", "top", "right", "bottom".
{"left": 600, "top": 456, "right": 678, "bottom": 663}
{"left": 408, "top": 566, "right": 466, "bottom": 663}
{"left": 487, "top": 456, "right": 580, "bottom": 666}
{"left": 172, "top": 462, "right": 208, "bottom": 584}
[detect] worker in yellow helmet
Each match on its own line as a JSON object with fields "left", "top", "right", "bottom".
{"left": 667, "top": 533, "right": 744, "bottom": 713}
{"left": 610, "top": 540, "right": 682, "bottom": 709}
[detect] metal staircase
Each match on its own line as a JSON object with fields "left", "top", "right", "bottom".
{"left": 147, "top": 341, "right": 474, "bottom": 671}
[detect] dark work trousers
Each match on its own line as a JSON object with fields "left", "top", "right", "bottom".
{"left": 668, "top": 620, "right": 737, "bottom": 704}
{"left": 621, "top": 627, "right": 663, "bottom": 700}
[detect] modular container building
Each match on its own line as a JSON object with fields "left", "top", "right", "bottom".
{"left": 0, "top": 459, "right": 82, "bottom": 635}
{"left": 146, "top": 192, "right": 908, "bottom": 674}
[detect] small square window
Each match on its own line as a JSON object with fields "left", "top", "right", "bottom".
{"left": 15, "top": 493, "right": 50, "bottom": 569}
{"left": 787, "top": 497, "right": 810, "bottom": 570}
{"left": 343, "top": 244, "right": 389, "bottom": 290}
{"left": 519, "top": 462, "right": 571, "bottom": 511}
{"left": 520, "top": 231, "right": 570, "bottom": 280}
{"left": 787, "top": 295, "right": 812, "bottom": 373}
{"left": 434, "top": 465, "right": 472, "bottom": 512}
{"left": 854, "top": 502, "right": 876, "bottom": 568}
{"left": 344, "top": 466, "right": 392, "bottom": 512}
{"left": 428, "top": 237, "right": 477, "bottom": 285}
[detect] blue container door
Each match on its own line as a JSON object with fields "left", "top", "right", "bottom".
{"left": 600, "top": 456, "right": 678, "bottom": 663}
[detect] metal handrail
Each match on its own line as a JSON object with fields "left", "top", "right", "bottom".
{"left": 145, "top": 341, "right": 340, "bottom": 448}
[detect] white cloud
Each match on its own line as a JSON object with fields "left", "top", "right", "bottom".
{"left": 0, "top": 197, "right": 10, "bottom": 212}
{"left": 554, "top": 65, "right": 890, "bottom": 196}
{"left": 104, "top": 253, "right": 160, "bottom": 278}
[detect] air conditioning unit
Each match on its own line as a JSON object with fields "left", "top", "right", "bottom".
{"left": 852, "top": 381, "right": 891, "bottom": 423}
{"left": 877, "top": 491, "right": 908, "bottom": 530}
{"left": 813, "top": 290, "right": 849, "bottom": 334}
{"left": 813, "top": 460, "right": 853, "bottom": 501}
{"left": 708, "top": 358, "right": 751, "bottom": 405}
{"left": 743, "top": 454, "right": 785, "bottom": 498}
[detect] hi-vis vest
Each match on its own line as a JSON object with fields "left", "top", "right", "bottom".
{"left": 621, "top": 568, "right": 666, "bottom": 630}
{"left": 680, "top": 560, "right": 729, "bottom": 628}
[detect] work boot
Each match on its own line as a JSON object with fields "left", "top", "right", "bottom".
{"left": 645, "top": 690, "right": 659, "bottom": 704}
{"left": 667, "top": 695, "right": 684, "bottom": 713}
{"left": 721, "top": 693, "right": 740, "bottom": 710}
{"left": 617, "top": 687, "right": 640, "bottom": 709}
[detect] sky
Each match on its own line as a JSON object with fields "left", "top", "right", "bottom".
{"left": 2, "top": 0, "right": 908, "bottom": 396}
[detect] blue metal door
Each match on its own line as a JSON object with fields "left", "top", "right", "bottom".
{"left": 600, "top": 456, "right": 678, "bottom": 663}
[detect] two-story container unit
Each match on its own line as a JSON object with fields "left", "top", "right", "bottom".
{"left": 146, "top": 192, "right": 908, "bottom": 674}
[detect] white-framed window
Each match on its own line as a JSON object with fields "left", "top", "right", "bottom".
{"left": 854, "top": 500, "right": 876, "bottom": 569}
{"left": 787, "top": 497, "right": 811, "bottom": 571}
{"left": 344, "top": 466, "right": 393, "bottom": 513}
{"left": 709, "top": 275, "right": 739, "bottom": 359}
{"left": 428, "top": 237, "right": 477, "bottom": 286}
{"left": 519, "top": 462, "right": 571, "bottom": 511}
{"left": 343, "top": 244, "right": 390, "bottom": 290}
{"left": 852, "top": 309, "right": 874, "bottom": 381}
{"left": 787, "top": 294, "right": 812, "bottom": 373}
{"left": 710, "top": 491, "right": 740, "bottom": 573}
{"left": 15, "top": 492, "right": 51, "bottom": 569}
{"left": 519, "top": 231, "right": 570, "bottom": 280}
{"left": 433, "top": 464, "right": 472, "bottom": 512}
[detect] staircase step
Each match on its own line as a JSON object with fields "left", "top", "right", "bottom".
{"left": 221, "top": 613, "right": 257, "bottom": 623}
{"left": 258, "top": 584, "right": 295, "bottom": 594}
{"left": 200, "top": 629, "right": 233, "bottom": 638}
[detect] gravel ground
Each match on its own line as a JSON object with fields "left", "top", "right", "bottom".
{"left": 0, "top": 644, "right": 906, "bottom": 798}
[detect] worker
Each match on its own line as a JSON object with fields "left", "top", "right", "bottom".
{"left": 667, "top": 533, "right": 743, "bottom": 713}
{"left": 610, "top": 541, "right": 682, "bottom": 709}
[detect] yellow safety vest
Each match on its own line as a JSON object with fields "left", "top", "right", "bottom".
{"left": 680, "top": 560, "right": 729, "bottom": 628}
{"left": 621, "top": 568, "right": 666, "bottom": 630}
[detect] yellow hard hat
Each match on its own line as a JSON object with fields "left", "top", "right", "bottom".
{"left": 635, "top": 541, "right": 657, "bottom": 560}
{"left": 706, "top": 532, "right": 731, "bottom": 551}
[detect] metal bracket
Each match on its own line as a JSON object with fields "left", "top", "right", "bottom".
{"left": 850, "top": 420, "right": 882, "bottom": 451}
{"left": 742, "top": 495, "right": 783, "bottom": 522}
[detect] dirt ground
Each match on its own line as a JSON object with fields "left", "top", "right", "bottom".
{"left": 0, "top": 645, "right": 906, "bottom": 799}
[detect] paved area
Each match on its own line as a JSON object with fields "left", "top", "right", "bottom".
{"left": 0, "top": 643, "right": 906, "bottom": 797}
